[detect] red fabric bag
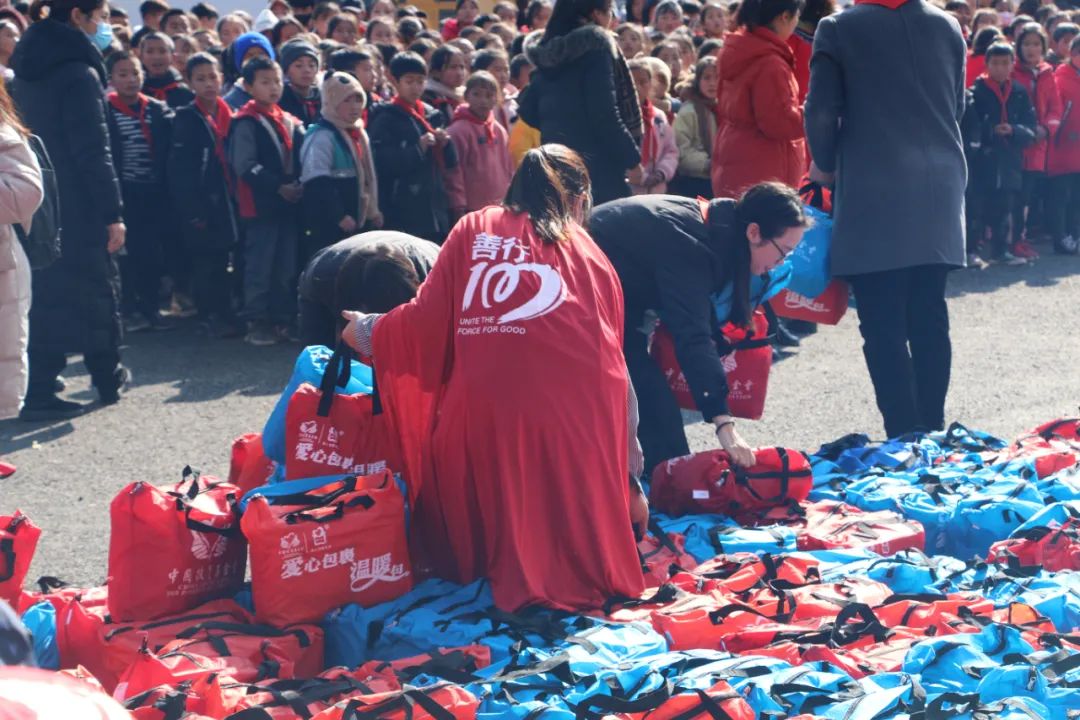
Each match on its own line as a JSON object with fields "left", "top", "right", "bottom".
{"left": 230, "top": 433, "right": 276, "bottom": 494}
{"left": 638, "top": 523, "right": 700, "bottom": 587}
{"left": 0, "top": 511, "right": 41, "bottom": 607}
{"left": 242, "top": 469, "right": 413, "bottom": 626}
{"left": 650, "top": 447, "right": 812, "bottom": 517}
{"left": 108, "top": 468, "right": 247, "bottom": 622}
{"left": 988, "top": 518, "right": 1080, "bottom": 572}
{"left": 100, "top": 599, "right": 253, "bottom": 692}
{"left": 621, "top": 681, "right": 755, "bottom": 720}
{"left": 651, "top": 311, "right": 772, "bottom": 420}
{"left": 158, "top": 620, "right": 324, "bottom": 678}
{"left": 799, "top": 501, "right": 925, "bottom": 556}
{"left": 771, "top": 279, "right": 848, "bottom": 325}
{"left": 310, "top": 684, "right": 479, "bottom": 720}
{"left": 284, "top": 348, "right": 403, "bottom": 481}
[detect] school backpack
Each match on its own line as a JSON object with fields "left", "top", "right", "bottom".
{"left": 650, "top": 447, "right": 812, "bottom": 517}
{"left": 15, "top": 134, "right": 62, "bottom": 269}
{"left": 107, "top": 468, "right": 247, "bottom": 622}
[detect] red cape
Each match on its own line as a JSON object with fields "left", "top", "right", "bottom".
{"left": 371, "top": 206, "right": 644, "bottom": 612}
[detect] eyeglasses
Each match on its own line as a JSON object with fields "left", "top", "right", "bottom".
{"left": 768, "top": 237, "right": 795, "bottom": 261}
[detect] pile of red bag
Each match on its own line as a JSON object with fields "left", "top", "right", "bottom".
{"left": 2, "top": 463, "right": 435, "bottom": 719}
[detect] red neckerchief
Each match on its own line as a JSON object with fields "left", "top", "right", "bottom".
{"left": 302, "top": 97, "right": 319, "bottom": 122}
{"left": 108, "top": 92, "right": 153, "bottom": 150}
{"left": 460, "top": 108, "right": 495, "bottom": 142}
{"left": 640, "top": 99, "right": 657, "bottom": 166}
{"left": 980, "top": 74, "right": 1012, "bottom": 124}
{"left": 145, "top": 80, "right": 178, "bottom": 102}
{"left": 362, "top": 91, "right": 382, "bottom": 125}
{"left": 238, "top": 99, "right": 293, "bottom": 153}
{"left": 391, "top": 96, "right": 443, "bottom": 166}
{"left": 197, "top": 97, "right": 233, "bottom": 174}
{"left": 345, "top": 126, "right": 364, "bottom": 162}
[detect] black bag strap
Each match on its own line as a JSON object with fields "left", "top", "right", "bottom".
{"left": 168, "top": 467, "right": 242, "bottom": 537}
{"left": 174, "top": 621, "right": 312, "bottom": 647}
{"left": 602, "top": 582, "right": 681, "bottom": 615}
{"left": 338, "top": 685, "right": 459, "bottom": 720}
{"left": 829, "top": 602, "right": 890, "bottom": 646}
{"left": 569, "top": 679, "right": 674, "bottom": 719}
{"left": 284, "top": 493, "right": 376, "bottom": 525}
{"left": 317, "top": 344, "right": 354, "bottom": 417}
{"left": 392, "top": 648, "right": 484, "bottom": 684}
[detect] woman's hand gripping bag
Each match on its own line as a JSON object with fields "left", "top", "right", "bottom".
{"left": 107, "top": 468, "right": 246, "bottom": 622}
{"left": 242, "top": 469, "right": 413, "bottom": 626}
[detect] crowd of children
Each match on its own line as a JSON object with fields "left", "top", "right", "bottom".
{"left": 3, "top": 0, "right": 1077, "bottom": 347}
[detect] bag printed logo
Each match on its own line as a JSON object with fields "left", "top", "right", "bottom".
{"left": 783, "top": 291, "right": 827, "bottom": 313}
{"left": 190, "top": 530, "right": 229, "bottom": 561}
{"left": 458, "top": 232, "right": 565, "bottom": 336}
{"left": 293, "top": 416, "right": 388, "bottom": 475}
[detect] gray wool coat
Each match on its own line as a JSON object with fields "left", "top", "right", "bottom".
{"left": 805, "top": 0, "right": 968, "bottom": 276}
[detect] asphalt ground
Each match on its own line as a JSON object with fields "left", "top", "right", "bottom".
{"left": 1, "top": 255, "right": 1079, "bottom": 587}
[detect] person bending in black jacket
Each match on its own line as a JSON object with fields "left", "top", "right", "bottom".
{"left": 169, "top": 53, "right": 240, "bottom": 338}
{"left": 963, "top": 42, "right": 1038, "bottom": 265}
{"left": 590, "top": 183, "right": 809, "bottom": 473}
{"left": 105, "top": 51, "right": 174, "bottom": 331}
{"left": 368, "top": 51, "right": 458, "bottom": 243}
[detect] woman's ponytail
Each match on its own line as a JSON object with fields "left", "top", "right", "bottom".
{"left": 503, "top": 144, "right": 591, "bottom": 245}
{"left": 28, "top": 0, "right": 52, "bottom": 23}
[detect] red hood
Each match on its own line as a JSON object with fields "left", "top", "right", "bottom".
{"left": 719, "top": 27, "right": 794, "bottom": 80}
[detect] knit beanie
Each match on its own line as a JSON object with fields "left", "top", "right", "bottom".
{"left": 280, "top": 39, "right": 320, "bottom": 73}
{"left": 232, "top": 32, "right": 275, "bottom": 72}
{"left": 321, "top": 71, "right": 367, "bottom": 130}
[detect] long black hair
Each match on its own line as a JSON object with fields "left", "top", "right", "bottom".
{"left": 724, "top": 181, "right": 808, "bottom": 326}
{"left": 542, "top": 0, "right": 611, "bottom": 41}
{"left": 735, "top": 0, "right": 804, "bottom": 31}
{"left": 334, "top": 245, "right": 421, "bottom": 315}
{"left": 504, "top": 144, "right": 591, "bottom": 245}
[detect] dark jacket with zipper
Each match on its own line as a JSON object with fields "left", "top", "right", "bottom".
{"left": 9, "top": 17, "right": 124, "bottom": 355}
{"left": 518, "top": 24, "right": 642, "bottom": 205}
{"left": 105, "top": 94, "right": 174, "bottom": 189}
{"left": 227, "top": 110, "right": 305, "bottom": 222}
{"left": 143, "top": 68, "right": 196, "bottom": 109}
{"left": 963, "top": 78, "right": 1038, "bottom": 194}
{"left": 590, "top": 194, "right": 741, "bottom": 420}
{"left": 278, "top": 83, "right": 322, "bottom": 128}
{"left": 367, "top": 100, "right": 458, "bottom": 243}
{"left": 169, "top": 103, "right": 239, "bottom": 251}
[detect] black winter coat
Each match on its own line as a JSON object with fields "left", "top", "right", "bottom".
{"left": 590, "top": 195, "right": 743, "bottom": 420}
{"left": 168, "top": 103, "right": 239, "bottom": 252}
{"left": 963, "top": 78, "right": 1038, "bottom": 193}
{"left": 144, "top": 68, "right": 196, "bottom": 109}
{"left": 519, "top": 24, "right": 641, "bottom": 205}
{"left": 278, "top": 84, "right": 321, "bottom": 127}
{"left": 9, "top": 18, "right": 124, "bottom": 356}
{"left": 106, "top": 95, "right": 173, "bottom": 187}
{"left": 367, "top": 100, "right": 458, "bottom": 243}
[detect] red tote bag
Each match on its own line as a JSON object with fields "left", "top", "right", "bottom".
{"left": 242, "top": 470, "right": 413, "bottom": 626}
{"left": 771, "top": 279, "right": 849, "bottom": 325}
{"left": 650, "top": 310, "right": 772, "bottom": 420}
{"left": 284, "top": 348, "right": 403, "bottom": 481}
{"left": 108, "top": 468, "right": 247, "bottom": 622}
{"left": 0, "top": 511, "right": 41, "bottom": 607}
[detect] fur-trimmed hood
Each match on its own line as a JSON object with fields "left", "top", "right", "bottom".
{"left": 524, "top": 25, "right": 617, "bottom": 69}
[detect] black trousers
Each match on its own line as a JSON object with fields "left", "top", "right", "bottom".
{"left": 27, "top": 348, "right": 122, "bottom": 401}
{"left": 1047, "top": 173, "right": 1080, "bottom": 241}
{"left": 119, "top": 182, "right": 167, "bottom": 320}
{"left": 848, "top": 265, "right": 952, "bottom": 439}
{"left": 190, "top": 249, "right": 233, "bottom": 321}
{"left": 624, "top": 311, "right": 690, "bottom": 475}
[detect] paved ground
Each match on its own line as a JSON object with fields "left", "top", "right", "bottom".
{"left": 2, "top": 256, "right": 1079, "bottom": 587}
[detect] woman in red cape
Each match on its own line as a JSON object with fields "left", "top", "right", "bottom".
{"left": 343, "top": 145, "right": 647, "bottom": 612}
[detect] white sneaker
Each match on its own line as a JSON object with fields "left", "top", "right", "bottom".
{"left": 967, "top": 252, "right": 989, "bottom": 270}
{"left": 996, "top": 251, "right": 1028, "bottom": 266}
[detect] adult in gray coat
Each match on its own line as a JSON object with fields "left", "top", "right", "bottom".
{"left": 804, "top": 0, "right": 967, "bottom": 439}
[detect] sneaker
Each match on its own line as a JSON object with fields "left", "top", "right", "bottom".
{"left": 1011, "top": 241, "right": 1040, "bottom": 260}
{"left": 994, "top": 251, "right": 1028, "bottom": 266}
{"left": 1055, "top": 235, "right": 1079, "bottom": 255}
{"left": 276, "top": 323, "right": 301, "bottom": 343}
{"left": 245, "top": 322, "right": 280, "bottom": 346}
{"left": 97, "top": 365, "right": 132, "bottom": 406}
{"left": 967, "top": 252, "right": 989, "bottom": 270}
{"left": 19, "top": 395, "right": 88, "bottom": 421}
{"left": 166, "top": 292, "right": 198, "bottom": 319}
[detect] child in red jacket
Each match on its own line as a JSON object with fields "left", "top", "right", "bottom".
{"left": 445, "top": 71, "right": 513, "bottom": 220}
{"left": 1047, "top": 35, "right": 1080, "bottom": 255}
{"left": 1011, "top": 22, "right": 1062, "bottom": 258}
